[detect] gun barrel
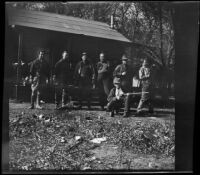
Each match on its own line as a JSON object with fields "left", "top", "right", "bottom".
{"left": 124, "top": 92, "right": 149, "bottom": 95}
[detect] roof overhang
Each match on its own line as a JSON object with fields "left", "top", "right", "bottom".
{"left": 6, "top": 6, "right": 131, "bottom": 43}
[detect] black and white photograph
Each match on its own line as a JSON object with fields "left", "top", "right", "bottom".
{"left": 2, "top": 1, "right": 198, "bottom": 173}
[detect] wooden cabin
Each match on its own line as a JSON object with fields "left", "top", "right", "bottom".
{"left": 5, "top": 7, "right": 131, "bottom": 101}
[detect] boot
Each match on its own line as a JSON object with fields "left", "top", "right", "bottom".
{"left": 101, "top": 106, "right": 104, "bottom": 111}
{"left": 122, "top": 111, "right": 129, "bottom": 118}
{"left": 55, "top": 103, "right": 59, "bottom": 110}
{"left": 87, "top": 100, "right": 91, "bottom": 110}
{"left": 29, "top": 95, "right": 34, "bottom": 109}
{"left": 61, "top": 89, "right": 66, "bottom": 108}
{"left": 77, "top": 100, "right": 82, "bottom": 110}
{"left": 135, "top": 110, "right": 143, "bottom": 116}
{"left": 36, "top": 93, "right": 43, "bottom": 109}
{"left": 110, "top": 110, "right": 114, "bottom": 117}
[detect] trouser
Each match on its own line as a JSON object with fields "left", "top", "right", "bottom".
{"left": 121, "top": 78, "right": 132, "bottom": 93}
{"left": 97, "top": 77, "right": 111, "bottom": 107}
{"left": 137, "top": 82, "right": 154, "bottom": 112}
{"left": 78, "top": 77, "right": 92, "bottom": 107}
{"left": 30, "top": 81, "right": 43, "bottom": 107}
{"left": 106, "top": 96, "right": 130, "bottom": 113}
{"left": 55, "top": 84, "right": 69, "bottom": 106}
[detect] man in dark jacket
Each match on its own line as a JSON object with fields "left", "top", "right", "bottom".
{"left": 136, "top": 58, "right": 154, "bottom": 115}
{"left": 53, "top": 51, "right": 72, "bottom": 109}
{"left": 113, "top": 55, "right": 133, "bottom": 93}
{"left": 96, "top": 52, "right": 111, "bottom": 110}
{"left": 74, "top": 52, "right": 95, "bottom": 109}
{"left": 106, "top": 77, "right": 131, "bottom": 117}
{"left": 29, "top": 49, "right": 50, "bottom": 109}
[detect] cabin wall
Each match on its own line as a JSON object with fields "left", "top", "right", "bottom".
{"left": 6, "top": 26, "right": 127, "bottom": 81}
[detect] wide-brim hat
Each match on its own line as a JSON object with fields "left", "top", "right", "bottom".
{"left": 121, "top": 55, "right": 128, "bottom": 60}
{"left": 82, "top": 52, "right": 87, "bottom": 56}
{"left": 113, "top": 77, "right": 121, "bottom": 84}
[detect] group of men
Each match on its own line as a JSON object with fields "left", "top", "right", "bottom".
{"left": 28, "top": 49, "right": 154, "bottom": 118}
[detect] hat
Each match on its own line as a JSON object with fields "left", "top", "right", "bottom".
{"left": 82, "top": 52, "right": 87, "bottom": 56}
{"left": 113, "top": 77, "right": 121, "bottom": 84}
{"left": 121, "top": 55, "right": 128, "bottom": 61}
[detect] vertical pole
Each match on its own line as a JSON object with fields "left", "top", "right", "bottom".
{"left": 15, "top": 32, "right": 22, "bottom": 100}
{"left": 159, "top": 3, "right": 164, "bottom": 66}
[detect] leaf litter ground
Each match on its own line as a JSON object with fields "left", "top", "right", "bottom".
{"left": 9, "top": 102, "right": 175, "bottom": 171}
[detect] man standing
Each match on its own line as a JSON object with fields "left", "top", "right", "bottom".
{"left": 96, "top": 52, "right": 111, "bottom": 110}
{"left": 74, "top": 52, "right": 95, "bottom": 109}
{"left": 136, "top": 58, "right": 154, "bottom": 115}
{"left": 29, "top": 50, "right": 50, "bottom": 109}
{"left": 54, "top": 51, "right": 72, "bottom": 109}
{"left": 113, "top": 55, "right": 133, "bottom": 93}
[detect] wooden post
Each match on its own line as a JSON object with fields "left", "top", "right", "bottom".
{"left": 15, "top": 31, "right": 22, "bottom": 100}
{"left": 159, "top": 3, "right": 164, "bottom": 66}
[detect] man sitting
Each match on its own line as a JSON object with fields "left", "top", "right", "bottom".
{"left": 106, "top": 77, "right": 131, "bottom": 118}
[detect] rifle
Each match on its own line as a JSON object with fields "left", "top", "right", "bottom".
{"left": 122, "top": 92, "right": 149, "bottom": 96}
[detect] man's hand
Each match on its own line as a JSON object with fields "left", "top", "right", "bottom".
{"left": 119, "top": 94, "right": 125, "bottom": 98}
{"left": 29, "top": 76, "right": 33, "bottom": 84}
{"left": 122, "top": 72, "right": 126, "bottom": 76}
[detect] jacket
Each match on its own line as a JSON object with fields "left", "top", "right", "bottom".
{"left": 107, "top": 87, "right": 125, "bottom": 102}
{"left": 30, "top": 59, "right": 50, "bottom": 79}
{"left": 97, "top": 60, "right": 110, "bottom": 80}
{"left": 74, "top": 60, "right": 95, "bottom": 81}
{"left": 113, "top": 63, "right": 133, "bottom": 80}
{"left": 54, "top": 58, "right": 71, "bottom": 84}
{"left": 139, "top": 66, "right": 152, "bottom": 86}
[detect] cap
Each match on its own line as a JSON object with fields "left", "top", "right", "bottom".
{"left": 82, "top": 52, "right": 87, "bottom": 56}
{"left": 121, "top": 55, "right": 128, "bottom": 60}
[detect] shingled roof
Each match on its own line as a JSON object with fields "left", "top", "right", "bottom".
{"left": 6, "top": 7, "right": 131, "bottom": 43}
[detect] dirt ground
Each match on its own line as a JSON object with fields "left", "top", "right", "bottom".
{"left": 9, "top": 101, "right": 175, "bottom": 171}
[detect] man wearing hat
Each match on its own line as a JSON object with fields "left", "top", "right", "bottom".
{"left": 106, "top": 77, "right": 131, "bottom": 117}
{"left": 74, "top": 52, "right": 95, "bottom": 109}
{"left": 113, "top": 54, "right": 133, "bottom": 93}
{"left": 29, "top": 49, "right": 50, "bottom": 109}
{"left": 53, "top": 50, "right": 72, "bottom": 109}
{"left": 136, "top": 58, "right": 154, "bottom": 115}
{"left": 96, "top": 52, "right": 111, "bottom": 110}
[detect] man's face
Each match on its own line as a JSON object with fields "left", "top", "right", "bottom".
{"left": 100, "top": 54, "right": 105, "bottom": 62}
{"left": 122, "top": 60, "right": 127, "bottom": 65}
{"left": 62, "top": 52, "right": 68, "bottom": 60}
{"left": 143, "top": 60, "right": 148, "bottom": 67}
{"left": 38, "top": 51, "right": 44, "bottom": 61}
{"left": 82, "top": 55, "right": 87, "bottom": 62}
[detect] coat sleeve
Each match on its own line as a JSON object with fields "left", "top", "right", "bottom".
{"left": 54, "top": 61, "right": 59, "bottom": 77}
{"left": 139, "top": 67, "right": 144, "bottom": 80}
{"left": 107, "top": 88, "right": 115, "bottom": 102}
{"left": 139, "top": 67, "right": 150, "bottom": 80}
{"left": 73, "top": 62, "right": 80, "bottom": 80}
{"left": 89, "top": 63, "right": 95, "bottom": 80}
{"left": 29, "top": 61, "right": 35, "bottom": 77}
{"left": 113, "top": 65, "right": 122, "bottom": 77}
